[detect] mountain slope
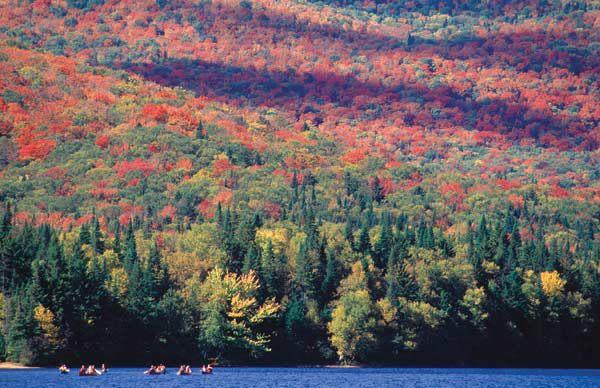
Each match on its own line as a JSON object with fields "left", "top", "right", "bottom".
{"left": 0, "top": 0, "right": 598, "bottom": 367}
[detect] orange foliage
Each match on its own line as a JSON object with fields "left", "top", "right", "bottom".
{"left": 142, "top": 104, "right": 169, "bottom": 123}
{"left": 113, "top": 158, "right": 157, "bottom": 178}
{"left": 18, "top": 139, "right": 56, "bottom": 160}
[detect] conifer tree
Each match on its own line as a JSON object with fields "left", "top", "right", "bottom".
{"left": 124, "top": 220, "right": 138, "bottom": 272}
{"left": 90, "top": 216, "right": 104, "bottom": 254}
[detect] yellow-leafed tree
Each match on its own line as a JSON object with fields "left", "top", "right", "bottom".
{"left": 196, "top": 268, "right": 280, "bottom": 360}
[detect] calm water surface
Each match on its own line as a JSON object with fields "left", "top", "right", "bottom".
{"left": 0, "top": 367, "right": 599, "bottom": 387}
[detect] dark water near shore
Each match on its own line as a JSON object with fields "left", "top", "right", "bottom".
{"left": 1, "top": 367, "right": 599, "bottom": 387}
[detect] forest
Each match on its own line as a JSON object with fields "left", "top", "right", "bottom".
{"left": 0, "top": 0, "right": 598, "bottom": 366}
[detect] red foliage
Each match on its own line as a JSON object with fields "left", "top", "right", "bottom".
{"left": 18, "top": 139, "right": 56, "bottom": 160}
{"left": 113, "top": 158, "right": 157, "bottom": 178}
{"left": 198, "top": 199, "right": 214, "bottom": 218}
{"left": 119, "top": 213, "right": 132, "bottom": 226}
{"left": 127, "top": 178, "right": 140, "bottom": 187}
{"left": 342, "top": 149, "right": 366, "bottom": 164}
{"left": 160, "top": 204, "right": 177, "bottom": 221}
{"left": 95, "top": 135, "right": 110, "bottom": 149}
{"left": 496, "top": 179, "right": 522, "bottom": 191}
{"left": 508, "top": 193, "right": 525, "bottom": 208}
{"left": 214, "top": 190, "right": 233, "bottom": 205}
{"left": 212, "top": 158, "right": 236, "bottom": 177}
{"left": 142, "top": 104, "right": 169, "bottom": 123}
{"left": 550, "top": 184, "right": 570, "bottom": 198}
{"left": 440, "top": 182, "right": 463, "bottom": 196}
{"left": 45, "top": 166, "right": 68, "bottom": 180}
{"left": 263, "top": 201, "right": 281, "bottom": 220}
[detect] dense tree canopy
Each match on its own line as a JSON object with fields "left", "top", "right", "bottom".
{"left": 0, "top": 0, "right": 598, "bottom": 367}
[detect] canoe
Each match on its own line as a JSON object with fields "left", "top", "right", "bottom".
{"left": 79, "top": 371, "right": 102, "bottom": 376}
{"left": 59, "top": 369, "right": 70, "bottom": 374}
{"left": 202, "top": 370, "right": 213, "bottom": 375}
{"left": 177, "top": 371, "right": 192, "bottom": 376}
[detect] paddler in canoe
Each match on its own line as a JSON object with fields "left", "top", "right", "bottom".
{"left": 201, "top": 364, "right": 213, "bottom": 375}
{"left": 79, "top": 365, "right": 102, "bottom": 376}
{"left": 177, "top": 365, "right": 192, "bottom": 375}
{"left": 58, "top": 364, "right": 69, "bottom": 374}
{"left": 144, "top": 364, "right": 166, "bottom": 375}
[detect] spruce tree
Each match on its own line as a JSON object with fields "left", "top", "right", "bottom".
{"left": 242, "top": 243, "right": 261, "bottom": 274}
{"left": 90, "top": 216, "right": 104, "bottom": 254}
{"left": 356, "top": 223, "right": 371, "bottom": 254}
{"left": 124, "top": 220, "right": 138, "bottom": 272}
{"left": 320, "top": 248, "right": 338, "bottom": 304}
{"left": 196, "top": 120, "right": 205, "bottom": 139}
{"left": 373, "top": 213, "right": 392, "bottom": 269}
{"left": 78, "top": 223, "right": 90, "bottom": 246}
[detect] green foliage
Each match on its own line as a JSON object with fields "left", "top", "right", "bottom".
{"left": 328, "top": 289, "right": 379, "bottom": 363}
{"left": 66, "top": 0, "right": 105, "bottom": 11}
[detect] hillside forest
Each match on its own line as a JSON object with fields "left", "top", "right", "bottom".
{"left": 0, "top": 0, "right": 598, "bottom": 366}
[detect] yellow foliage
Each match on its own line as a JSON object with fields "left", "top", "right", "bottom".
{"left": 106, "top": 267, "right": 128, "bottom": 299}
{"left": 34, "top": 305, "right": 60, "bottom": 346}
{"left": 96, "top": 249, "right": 120, "bottom": 271}
{"left": 402, "top": 298, "right": 446, "bottom": 329}
{"left": 540, "top": 270, "right": 566, "bottom": 297}
{"left": 377, "top": 298, "right": 397, "bottom": 327}
{"left": 178, "top": 223, "right": 227, "bottom": 268}
{"left": 339, "top": 261, "right": 368, "bottom": 293}
{"left": 459, "top": 287, "right": 488, "bottom": 328}
{"left": 482, "top": 260, "right": 500, "bottom": 275}
{"left": 328, "top": 289, "right": 378, "bottom": 362}
{"left": 318, "top": 222, "right": 355, "bottom": 269}
{"left": 521, "top": 269, "right": 541, "bottom": 313}
{"left": 255, "top": 227, "right": 289, "bottom": 254}
{"left": 198, "top": 268, "right": 280, "bottom": 355}
{"left": 166, "top": 251, "right": 212, "bottom": 287}
{"left": 247, "top": 119, "right": 267, "bottom": 133}
{"left": 185, "top": 168, "right": 213, "bottom": 185}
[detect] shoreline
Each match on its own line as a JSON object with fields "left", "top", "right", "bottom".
{"left": 0, "top": 362, "right": 40, "bottom": 369}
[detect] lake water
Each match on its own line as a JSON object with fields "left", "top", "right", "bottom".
{"left": 0, "top": 367, "right": 599, "bottom": 387}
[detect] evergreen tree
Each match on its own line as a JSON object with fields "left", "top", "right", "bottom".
{"left": 90, "top": 216, "right": 104, "bottom": 254}
{"left": 356, "top": 223, "right": 371, "bottom": 254}
{"left": 196, "top": 120, "right": 205, "bottom": 139}
{"left": 124, "top": 220, "right": 138, "bottom": 271}
{"left": 147, "top": 239, "right": 169, "bottom": 299}
{"left": 293, "top": 240, "right": 316, "bottom": 300}
{"left": 320, "top": 248, "right": 338, "bottom": 304}
{"left": 113, "top": 223, "right": 122, "bottom": 260}
{"left": 242, "top": 243, "right": 261, "bottom": 274}
{"left": 0, "top": 202, "right": 12, "bottom": 238}
{"left": 372, "top": 213, "right": 392, "bottom": 269}
{"left": 78, "top": 224, "right": 91, "bottom": 246}
{"left": 371, "top": 176, "right": 384, "bottom": 203}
